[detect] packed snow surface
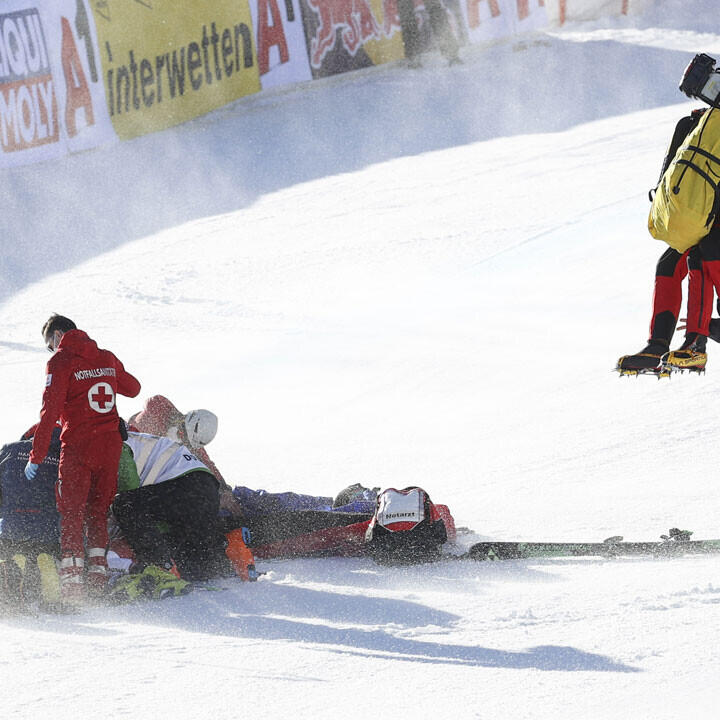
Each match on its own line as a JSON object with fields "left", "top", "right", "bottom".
{"left": 3, "top": 1, "right": 720, "bottom": 718}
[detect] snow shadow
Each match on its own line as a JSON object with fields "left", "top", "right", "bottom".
{"left": 42, "top": 580, "right": 638, "bottom": 674}
{"left": 2, "top": 35, "right": 692, "bottom": 301}
{"left": 180, "top": 588, "right": 635, "bottom": 673}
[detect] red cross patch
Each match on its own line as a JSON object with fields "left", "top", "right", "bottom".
{"left": 87, "top": 382, "right": 115, "bottom": 414}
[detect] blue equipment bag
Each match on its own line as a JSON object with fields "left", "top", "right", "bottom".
{"left": 0, "top": 431, "right": 61, "bottom": 546}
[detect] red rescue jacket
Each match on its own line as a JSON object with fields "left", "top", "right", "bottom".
{"left": 30, "top": 329, "right": 141, "bottom": 463}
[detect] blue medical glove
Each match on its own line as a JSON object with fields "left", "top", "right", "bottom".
{"left": 24, "top": 462, "right": 39, "bottom": 480}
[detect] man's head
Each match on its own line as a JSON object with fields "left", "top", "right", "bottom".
{"left": 42, "top": 314, "right": 77, "bottom": 353}
{"left": 183, "top": 409, "right": 218, "bottom": 448}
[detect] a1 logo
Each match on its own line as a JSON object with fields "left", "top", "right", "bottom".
{"left": 60, "top": 1, "right": 99, "bottom": 138}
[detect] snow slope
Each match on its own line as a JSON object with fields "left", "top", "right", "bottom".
{"left": 3, "top": 1, "right": 720, "bottom": 718}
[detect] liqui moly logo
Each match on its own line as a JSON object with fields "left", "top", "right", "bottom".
{"left": 0, "top": 8, "right": 58, "bottom": 153}
{"left": 307, "top": 0, "right": 404, "bottom": 69}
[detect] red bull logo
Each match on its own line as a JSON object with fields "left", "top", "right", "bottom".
{"left": 381, "top": 0, "right": 405, "bottom": 37}
{"left": 307, "top": 0, "right": 391, "bottom": 69}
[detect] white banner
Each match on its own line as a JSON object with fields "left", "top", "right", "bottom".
{"left": 543, "top": 0, "right": 651, "bottom": 26}
{"left": 0, "top": 0, "right": 116, "bottom": 168}
{"left": 460, "top": 0, "right": 548, "bottom": 46}
{"left": 46, "top": 0, "right": 115, "bottom": 154}
{"left": 250, "top": 0, "right": 313, "bottom": 90}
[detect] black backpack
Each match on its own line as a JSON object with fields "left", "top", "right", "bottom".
{"left": 364, "top": 487, "right": 447, "bottom": 565}
{"left": 650, "top": 108, "right": 707, "bottom": 200}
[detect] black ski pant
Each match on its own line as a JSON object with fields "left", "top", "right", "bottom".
{"left": 112, "top": 471, "right": 228, "bottom": 581}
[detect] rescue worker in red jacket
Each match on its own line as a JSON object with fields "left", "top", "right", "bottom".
{"left": 25, "top": 314, "right": 141, "bottom": 602}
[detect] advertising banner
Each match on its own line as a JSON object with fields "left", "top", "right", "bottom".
{"left": 0, "top": 0, "right": 115, "bottom": 168}
{"left": 544, "top": 0, "right": 645, "bottom": 25}
{"left": 250, "top": 0, "right": 313, "bottom": 89}
{"left": 460, "top": 0, "right": 548, "bottom": 45}
{"left": 298, "top": 0, "right": 405, "bottom": 79}
{"left": 89, "top": 0, "right": 262, "bottom": 140}
{"left": 0, "top": 0, "right": 641, "bottom": 170}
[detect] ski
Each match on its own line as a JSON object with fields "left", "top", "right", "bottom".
{"left": 189, "top": 581, "right": 227, "bottom": 592}
{"left": 463, "top": 528, "right": 720, "bottom": 561}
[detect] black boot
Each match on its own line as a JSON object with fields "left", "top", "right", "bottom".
{"left": 616, "top": 340, "right": 669, "bottom": 372}
{"left": 663, "top": 333, "right": 708, "bottom": 371}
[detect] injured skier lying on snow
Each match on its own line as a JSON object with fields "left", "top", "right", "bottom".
{"left": 0, "top": 425, "right": 456, "bottom": 608}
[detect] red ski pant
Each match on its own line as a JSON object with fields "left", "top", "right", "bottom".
{"left": 648, "top": 248, "right": 688, "bottom": 344}
{"left": 684, "top": 226, "right": 720, "bottom": 336}
{"left": 685, "top": 246, "right": 709, "bottom": 336}
{"left": 56, "top": 435, "right": 122, "bottom": 558}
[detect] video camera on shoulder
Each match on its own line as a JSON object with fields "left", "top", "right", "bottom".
{"left": 680, "top": 53, "right": 720, "bottom": 108}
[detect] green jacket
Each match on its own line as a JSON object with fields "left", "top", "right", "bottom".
{"left": 118, "top": 444, "right": 142, "bottom": 493}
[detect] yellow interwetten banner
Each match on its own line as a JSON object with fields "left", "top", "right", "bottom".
{"left": 90, "top": 0, "right": 261, "bottom": 139}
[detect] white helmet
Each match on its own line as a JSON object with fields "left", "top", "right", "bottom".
{"left": 184, "top": 409, "right": 218, "bottom": 448}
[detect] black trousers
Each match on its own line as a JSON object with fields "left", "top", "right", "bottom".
{"left": 112, "top": 471, "right": 228, "bottom": 581}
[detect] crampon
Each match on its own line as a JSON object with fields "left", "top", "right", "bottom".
{"left": 660, "top": 351, "right": 707, "bottom": 375}
{"left": 614, "top": 364, "right": 670, "bottom": 379}
{"left": 659, "top": 335, "right": 707, "bottom": 375}
{"left": 615, "top": 343, "right": 669, "bottom": 378}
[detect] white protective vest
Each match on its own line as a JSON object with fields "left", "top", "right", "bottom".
{"left": 125, "top": 432, "right": 212, "bottom": 486}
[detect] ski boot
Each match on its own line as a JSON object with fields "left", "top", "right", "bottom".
{"left": 615, "top": 341, "right": 669, "bottom": 377}
{"left": 86, "top": 547, "right": 109, "bottom": 601}
{"left": 661, "top": 333, "right": 707, "bottom": 374}
{"left": 333, "top": 483, "right": 380, "bottom": 508}
{"left": 58, "top": 554, "right": 85, "bottom": 605}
